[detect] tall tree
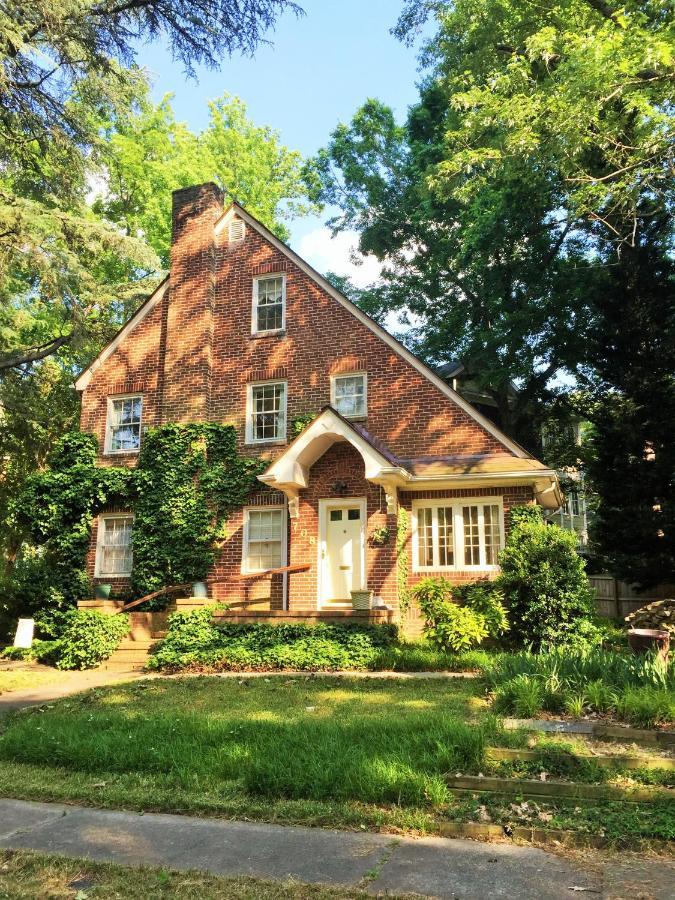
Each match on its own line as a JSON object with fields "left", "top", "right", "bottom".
{"left": 315, "top": 0, "right": 674, "bottom": 582}
{"left": 0, "top": 0, "right": 302, "bottom": 370}
{"left": 93, "top": 89, "right": 317, "bottom": 266}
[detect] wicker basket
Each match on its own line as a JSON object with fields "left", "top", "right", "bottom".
{"left": 350, "top": 590, "right": 373, "bottom": 610}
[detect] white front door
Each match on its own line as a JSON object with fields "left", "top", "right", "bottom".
{"left": 319, "top": 500, "right": 365, "bottom": 605}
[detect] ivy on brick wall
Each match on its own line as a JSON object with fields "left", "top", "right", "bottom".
{"left": 9, "top": 425, "right": 263, "bottom": 634}
{"left": 11, "top": 432, "right": 135, "bottom": 635}
{"left": 131, "top": 424, "right": 264, "bottom": 596}
{"left": 396, "top": 506, "right": 411, "bottom": 612}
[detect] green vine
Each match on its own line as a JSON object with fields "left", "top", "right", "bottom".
{"left": 12, "top": 426, "right": 263, "bottom": 629}
{"left": 132, "top": 424, "right": 264, "bottom": 596}
{"left": 291, "top": 411, "right": 318, "bottom": 436}
{"left": 12, "top": 432, "right": 135, "bottom": 634}
{"left": 396, "top": 506, "right": 411, "bottom": 612}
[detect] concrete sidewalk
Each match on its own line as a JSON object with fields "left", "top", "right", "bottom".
{"left": 0, "top": 798, "right": 632, "bottom": 899}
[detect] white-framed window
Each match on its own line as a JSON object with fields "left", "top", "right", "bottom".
{"left": 252, "top": 274, "right": 286, "bottom": 334}
{"left": 411, "top": 498, "right": 504, "bottom": 571}
{"left": 105, "top": 395, "right": 142, "bottom": 454}
{"left": 331, "top": 372, "right": 367, "bottom": 419}
{"left": 242, "top": 506, "right": 287, "bottom": 573}
{"left": 246, "top": 381, "right": 287, "bottom": 443}
{"left": 95, "top": 514, "right": 134, "bottom": 577}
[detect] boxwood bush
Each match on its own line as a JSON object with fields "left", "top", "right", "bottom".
{"left": 148, "top": 608, "right": 399, "bottom": 671}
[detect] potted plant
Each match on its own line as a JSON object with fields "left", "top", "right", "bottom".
{"left": 351, "top": 589, "right": 373, "bottom": 610}
{"left": 369, "top": 526, "right": 391, "bottom": 547}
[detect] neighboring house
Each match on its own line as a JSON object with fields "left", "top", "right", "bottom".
{"left": 438, "top": 360, "right": 590, "bottom": 552}
{"left": 76, "top": 182, "right": 561, "bottom": 613}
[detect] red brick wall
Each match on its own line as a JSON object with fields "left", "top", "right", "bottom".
{"left": 79, "top": 184, "right": 529, "bottom": 606}
{"left": 287, "top": 443, "right": 397, "bottom": 610}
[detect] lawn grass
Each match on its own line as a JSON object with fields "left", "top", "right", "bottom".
{"left": 0, "top": 668, "right": 68, "bottom": 694}
{"left": 0, "top": 675, "right": 672, "bottom": 844}
{"left": 0, "top": 849, "right": 398, "bottom": 899}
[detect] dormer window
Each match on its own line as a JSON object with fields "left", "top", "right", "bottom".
{"left": 105, "top": 395, "right": 142, "bottom": 454}
{"left": 252, "top": 275, "right": 285, "bottom": 335}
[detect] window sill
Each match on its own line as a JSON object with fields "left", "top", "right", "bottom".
{"left": 103, "top": 450, "right": 140, "bottom": 457}
{"left": 250, "top": 330, "right": 286, "bottom": 340}
{"left": 244, "top": 440, "right": 287, "bottom": 448}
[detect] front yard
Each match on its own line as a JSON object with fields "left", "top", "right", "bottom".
{"left": 0, "top": 675, "right": 672, "bottom": 844}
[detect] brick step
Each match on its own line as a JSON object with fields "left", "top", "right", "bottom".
{"left": 118, "top": 639, "right": 155, "bottom": 650}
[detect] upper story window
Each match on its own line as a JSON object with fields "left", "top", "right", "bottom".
{"left": 246, "top": 381, "right": 287, "bottom": 444}
{"left": 252, "top": 275, "right": 285, "bottom": 335}
{"left": 332, "top": 373, "right": 367, "bottom": 419}
{"left": 106, "top": 395, "right": 142, "bottom": 454}
{"left": 95, "top": 514, "right": 133, "bottom": 577}
{"left": 412, "top": 499, "right": 503, "bottom": 572}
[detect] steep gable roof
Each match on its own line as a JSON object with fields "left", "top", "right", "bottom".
{"left": 75, "top": 277, "right": 169, "bottom": 391}
{"left": 217, "top": 202, "right": 530, "bottom": 459}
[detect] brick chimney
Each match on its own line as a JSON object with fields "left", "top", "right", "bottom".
{"left": 163, "top": 182, "right": 223, "bottom": 422}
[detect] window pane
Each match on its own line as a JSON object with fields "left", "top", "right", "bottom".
{"left": 109, "top": 397, "right": 142, "bottom": 451}
{"left": 417, "top": 507, "right": 433, "bottom": 567}
{"left": 438, "top": 507, "right": 454, "bottom": 567}
{"left": 251, "top": 383, "right": 285, "bottom": 441}
{"left": 347, "top": 508, "right": 360, "bottom": 520}
{"left": 100, "top": 517, "right": 133, "bottom": 575}
{"left": 246, "top": 509, "right": 283, "bottom": 571}
{"left": 483, "top": 504, "right": 501, "bottom": 565}
{"left": 255, "top": 277, "right": 284, "bottom": 332}
{"left": 462, "top": 506, "right": 480, "bottom": 566}
{"left": 334, "top": 375, "right": 366, "bottom": 418}
{"left": 330, "top": 510, "right": 343, "bottom": 521}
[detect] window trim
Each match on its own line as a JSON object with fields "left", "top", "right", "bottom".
{"left": 94, "top": 513, "right": 134, "bottom": 578}
{"left": 104, "top": 393, "right": 143, "bottom": 455}
{"left": 245, "top": 379, "right": 288, "bottom": 444}
{"left": 251, "top": 273, "right": 286, "bottom": 336}
{"left": 330, "top": 372, "right": 368, "bottom": 420}
{"left": 411, "top": 497, "right": 504, "bottom": 572}
{"left": 241, "top": 505, "right": 288, "bottom": 575}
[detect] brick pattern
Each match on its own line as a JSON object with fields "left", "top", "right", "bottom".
{"left": 79, "top": 184, "right": 530, "bottom": 609}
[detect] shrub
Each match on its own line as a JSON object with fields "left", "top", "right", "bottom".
{"left": 413, "top": 577, "right": 508, "bottom": 652}
{"left": 498, "top": 506, "right": 594, "bottom": 647}
{"left": 148, "top": 611, "right": 399, "bottom": 671}
{"left": 54, "top": 610, "right": 130, "bottom": 670}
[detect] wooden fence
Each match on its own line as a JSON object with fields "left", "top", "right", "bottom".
{"left": 589, "top": 576, "right": 674, "bottom": 620}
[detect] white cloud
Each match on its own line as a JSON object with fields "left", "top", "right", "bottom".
{"left": 296, "top": 227, "right": 381, "bottom": 289}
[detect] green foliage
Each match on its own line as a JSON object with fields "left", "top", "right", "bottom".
{"left": 368, "top": 525, "right": 391, "bottom": 546}
{"left": 53, "top": 610, "right": 130, "bottom": 670}
{"left": 498, "top": 506, "right": 593, "bottom": 647}
{"left": 413, "top": 577, "right": 508, "bottom": 652}
{"left": 132, "top": 424, "right": 264, "bottom": 595}
{"left": 94, "top": 88, "right": 317, "bottom": 266}
{"left": 148, "top": 612, "right": 399, "bottom": 671}
{"left": 486, "top": 645, "right": 675, "bottom": 726}
{"left": 290, "top": 411, "right": 318, "bottom": 436}
{"left": 7, "top": 432, "right": 134, "bottom": 636}
{"left": 396, "top": 506, "right": 411, "bottom": 611}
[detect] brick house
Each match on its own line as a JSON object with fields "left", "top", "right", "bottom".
{"left": 76, "top": 182, "right": 561, "bottom": 615}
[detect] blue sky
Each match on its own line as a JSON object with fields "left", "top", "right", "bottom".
{"left": 139, "top": 0, "right": 424, "bottom": 281}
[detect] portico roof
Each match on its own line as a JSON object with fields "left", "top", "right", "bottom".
{"left": 258, "top": 407, "right": 562, "bottom": 515}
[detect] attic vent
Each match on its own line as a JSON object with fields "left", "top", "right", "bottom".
{"left": 228, "top": 218, "right": 245, "bottom": 243}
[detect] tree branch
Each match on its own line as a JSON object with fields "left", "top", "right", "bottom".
{"left": 0, "top": 334, "right": 73, "bottom": 372}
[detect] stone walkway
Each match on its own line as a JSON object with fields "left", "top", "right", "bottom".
{"left": 1, "top": 798, "right": 673, "bottom": 898}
